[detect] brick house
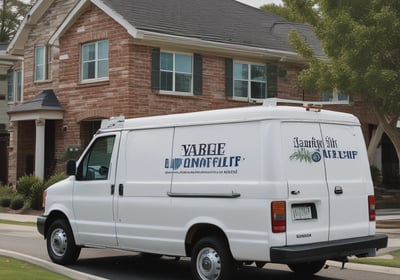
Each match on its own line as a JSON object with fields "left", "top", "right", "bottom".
{"left": 4, "top": 0, "right": 387, "bottom": 184}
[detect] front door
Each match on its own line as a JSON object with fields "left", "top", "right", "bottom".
{"left": 72, "top": 133, "right": 120, "bottom": 246}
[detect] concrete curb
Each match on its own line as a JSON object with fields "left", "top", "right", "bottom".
{"left": 0, "top": 249, "right": 108, "bottom": 280}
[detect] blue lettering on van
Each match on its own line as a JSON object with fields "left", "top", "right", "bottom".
{"left": 164, "top": 142, "right": 242, "bottom": 172}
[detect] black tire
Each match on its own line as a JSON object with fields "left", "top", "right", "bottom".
{"left": 46, "top": 219, "right": 81, "bottom": 265}
{"left": 191, "top": 236, "right": 234, "bottom": 280}
{"left": 288, "top": 260, "right": 326, "bottom": 276}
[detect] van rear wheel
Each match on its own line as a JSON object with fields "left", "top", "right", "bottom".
{"left": 46, "top": 219, "right": 81, "bottom": 265}
{"left": 191, "top": 236, "right": 234, "bottom": 280}
{"left": 288, "top": 260, "right": 326, "bottom": 275}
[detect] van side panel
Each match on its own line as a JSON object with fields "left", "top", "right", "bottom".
{"left": 169, "top": 122, "right": 279, "bottom": 260}
{"left": 115, "top": 128, "right": 177, "bottom": 254}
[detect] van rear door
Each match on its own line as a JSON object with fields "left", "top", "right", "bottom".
{"left": 320, "top": 124, "right": 371, "bottom": 240}
{"left": 281, "top": 122, "right": 330, "bottom": 246}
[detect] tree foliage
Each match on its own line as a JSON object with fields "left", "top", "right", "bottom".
{"left": 0, "top": 0, "right": 32, "bottom": 43}
{"left": 283, "top": 0, "right": 400, "bottom": 163}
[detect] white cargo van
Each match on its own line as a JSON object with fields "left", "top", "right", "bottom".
{"left": 38, "top": 101, "right": 387, "bottom": 279}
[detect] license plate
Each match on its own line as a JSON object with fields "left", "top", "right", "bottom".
{"left": 292, "top": 205, "right": 312, "bottom": 220}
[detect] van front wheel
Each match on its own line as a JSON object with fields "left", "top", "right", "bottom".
{"left": 46, "top": 219, "right": 81, "bottom": 265}
{"left": 288, "top": 260, "right": 326, "bottom": 276}
{"left": 191, "top": 236, "right": 234, "bottom": 280}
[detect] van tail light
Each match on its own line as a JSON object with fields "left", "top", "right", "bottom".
{"left": 368, "top": 195, "right": 376, "bottom": 222}
{"left": 271, "top": 201, "right": 286, "bottom": 233}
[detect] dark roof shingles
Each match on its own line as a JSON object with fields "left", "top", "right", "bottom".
{"left": 100, "top": 0, "right": 323, "bottom": 55}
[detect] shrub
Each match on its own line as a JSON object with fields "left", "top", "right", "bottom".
{"left": 0, "top": 197, "right": 12, "bottom": 207}
{"left": 16, "top": 175, "right": 42, "bottom": 199}
{"left": 30, "top": 182, "right": 46, "bottom": 210}
{"left": 10, "top": 195, "right": 24, "bottom": 210}
{"left": 0, "top": 184, "right": 15, "bottom": 197}
{"left": 0, "top": 185, "right": 15, "bottom": 208}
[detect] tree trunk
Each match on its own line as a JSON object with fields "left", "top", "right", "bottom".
{"left": 367, "top": 123, "right": 384, "bottom": 164}
{"left": 372, "top": 104, "right": 400, "bottom": 164}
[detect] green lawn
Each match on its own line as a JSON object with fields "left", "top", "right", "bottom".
{"left": 0, "top": 219, "right": 36, "bottom": 227}
{"left": 0, "top": 256, "right": 71, "bottom": 280}
{"left": 350, "top": 249, "right": 400, "bottom": 268}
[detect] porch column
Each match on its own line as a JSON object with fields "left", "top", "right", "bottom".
{"left": 35, "top": 118, "right": 45, "bottom": 180}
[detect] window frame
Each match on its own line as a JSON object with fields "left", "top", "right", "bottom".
{"left": 34, "top": 45, "right": 48, "bottom": 82}
{"left": 7, "top": 68, "right": 23, "bottom": 103}
{"left": 80, "top": 40, "right": 109, "bottom": 83}
{"left": 233, "top": 61, "right": 267, "bottom": 102}
{"left": 76, "top": 134, "right": 116, "bottom": 181}
{"left": 159, "top": 51, "right": 193, "bottom": 95}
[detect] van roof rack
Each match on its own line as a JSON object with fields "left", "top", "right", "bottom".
{"left": 263, "top": 98, "right": 350, "bottom": 112}
{"left": 100, "top": 115, "right": 125, "bottom": 129}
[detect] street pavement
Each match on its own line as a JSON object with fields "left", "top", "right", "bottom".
{"left": 0, "top": 209, "right": 400, "bottom": 279}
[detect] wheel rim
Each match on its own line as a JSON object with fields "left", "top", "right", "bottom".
{"left": 50, "top": 227, "right": 68, "bottom": 257}
{"left": 196, "top": 247, "right": 221, "bottom": 280}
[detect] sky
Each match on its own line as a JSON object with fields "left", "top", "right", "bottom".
{"left": 236, "top": 0, "right": 283, "bottom": 8}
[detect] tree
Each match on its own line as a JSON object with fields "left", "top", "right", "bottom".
{"left": 284, "top": 0, "right": 400, "bottom": 164}
{"left": 260, "top": 1, "right": 318, "bottom": 24}
{"left": 0, "top": 0, "right": 32, "bottom": 43}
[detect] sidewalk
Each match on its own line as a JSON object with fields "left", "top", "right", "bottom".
{"left": 1, "top": 211, "right": 400, "bottom": 277}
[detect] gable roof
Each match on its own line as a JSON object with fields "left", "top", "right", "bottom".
{"left": 8, "top": 0, "right": 57, "bottom": 55}
{"left": 97, "top": 0, "right": 323, "bottom": 57}
{"left": 12, "top": 0, "right": 324, "bottom": 61}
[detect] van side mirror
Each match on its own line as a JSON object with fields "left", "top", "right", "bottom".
{"left": 66, "top": 160, "right": 76, "bottom": 176}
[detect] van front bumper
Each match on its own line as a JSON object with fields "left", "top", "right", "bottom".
{"left": 37, "top": 215, "right": 47, "bottom": 237}
{"left": 270, "top": 234, "right": 388, "bottom": 264}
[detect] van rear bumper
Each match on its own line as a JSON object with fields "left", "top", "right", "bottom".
{"left": 270, "top": 234, "right": 388, "bottom": 264}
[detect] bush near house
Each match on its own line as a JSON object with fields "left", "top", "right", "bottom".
{"left": 0, "top": 185, "right": 16, "bottom": 208}
{"left": 16, "top": 175, "right": 42, "bottom": 199}
{"left": 0, "top": 173, "right": 68, "bottom": 211}
{"left": 10, "top": 195, "right": 24, "bottom": 210}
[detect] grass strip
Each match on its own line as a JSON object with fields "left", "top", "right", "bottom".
{"left": 0, "top": 219, "right": 36, "bottom": 227}
{"left": 0, "top": 256, "right": 71, "bottom": 280}
{"left": 350, "top": 249, "right": 400, "bottom": 268}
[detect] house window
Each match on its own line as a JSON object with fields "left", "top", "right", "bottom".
{"left": 234, "top": 62, "right": 266, "bottom": 100}
{"left": 7, "top": 69, "right": 22, "bottom": 103}
{"left": 160, "top": 52, "right": 193, "bottom": 93}
{"left": 35, "top": 46, "right": 47, "bottom": 81}
{"left": 81, "top": 40, "right": 109, "bottom": 82}
{"left": 321, "top": 89, "right": 349, "bottom": 103}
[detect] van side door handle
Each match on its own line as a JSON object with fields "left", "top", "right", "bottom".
{"left": 334, "top": 186, "right": 343, "bottom": 195}
{"left": 111, "top": 184, "right": 115, "bottom": 195}
{"left": 118, "top": 184, "right": 124, "bottom": 196}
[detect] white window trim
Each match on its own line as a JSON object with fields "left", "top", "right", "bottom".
{"left": 34, "top": 45, "right": 47, "bottom": 82}
{"left": 80, "top": 40, "right": 109, "bottom": 83}
{"left": 159, "top": 51, "right": 193, "bottom": 96}
{"left": 7, "top": 68, "right": 24, "bottom": 104}
{"left": 232, "top": 60, "right": 266, "bottom": 103}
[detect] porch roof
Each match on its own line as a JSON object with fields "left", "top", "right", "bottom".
{"left": 7, "top": 89, "right": 64, "bottom": 121}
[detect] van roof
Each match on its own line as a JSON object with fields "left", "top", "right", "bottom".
{"left": 100, "top": 105, "right": 360, "bottom": 132}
